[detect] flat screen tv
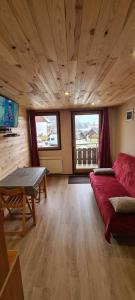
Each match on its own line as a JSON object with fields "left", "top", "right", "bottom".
{"left": 0, "top": 96, "right": 19, "bottom": 128}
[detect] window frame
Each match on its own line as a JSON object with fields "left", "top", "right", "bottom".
{"left": 71, "top": 110, "right": 101, "bottom": 173}
{"left": 35, "top": 111, "right": 61, "bottom": 151}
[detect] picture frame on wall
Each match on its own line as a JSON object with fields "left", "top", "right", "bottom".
{"left": 126, "top": 109, "right": 134, "bottom": 121}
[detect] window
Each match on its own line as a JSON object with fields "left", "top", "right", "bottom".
{"left": 35, "top": 112, "right": 61, "bottom": 150}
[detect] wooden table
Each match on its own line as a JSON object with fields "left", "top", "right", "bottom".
{"left": 0, "top": 167, "right": 48, "bottom": 225}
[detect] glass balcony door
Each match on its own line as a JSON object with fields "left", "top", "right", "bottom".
{"left": 72, "top": 112, "right": 100, "bottom": 173}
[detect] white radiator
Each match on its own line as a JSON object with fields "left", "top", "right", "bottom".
{"left": 40, "top": 157, "right": 63, "bottom": 173}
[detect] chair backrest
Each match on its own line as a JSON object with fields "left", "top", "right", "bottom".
{"left": 0, "top": 188, "right": 25, "bottom": 208}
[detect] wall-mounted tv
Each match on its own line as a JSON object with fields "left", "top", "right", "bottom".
{"left": 0, "top": 96, "right": 19, "bottom": 128}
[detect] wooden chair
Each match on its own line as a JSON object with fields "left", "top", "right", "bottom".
{"left": 0, "top": 188, "right": 36, "bottom": 236}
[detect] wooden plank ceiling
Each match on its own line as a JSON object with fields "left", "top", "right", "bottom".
{"left": 0, "top": 0, "right": 135, "bottom": 109}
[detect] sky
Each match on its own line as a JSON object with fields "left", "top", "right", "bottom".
{"left": 75, "top": 114, "right": 99, "bottom": 124}
{"left": 45, "top": 116, "right": 56, "bottom": 123}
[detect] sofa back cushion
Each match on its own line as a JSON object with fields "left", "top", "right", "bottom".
{"left": 113, "top": 153, "right": 135, "bottom": 197}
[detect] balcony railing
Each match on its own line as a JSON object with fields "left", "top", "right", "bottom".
{"left": 76, "top": 144, "right": 98, "bottom": 168}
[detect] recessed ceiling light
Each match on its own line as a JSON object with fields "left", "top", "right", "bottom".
{"left": 65, "top": 91, "right": 69, "bottom": 96}
{"left": 91, "top": 102, "right": 95, "bottom": 105}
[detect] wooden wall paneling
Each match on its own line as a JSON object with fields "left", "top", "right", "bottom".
{"left": 0, "top": 106, "right": 30, "bottom": 180}
{"left": 65, "top": 0, "right": 76, "bottom": 61}
{"left": 0, "top": 1, "right": 134, "bottom": 108}
{"left": 46, "top": 0, "right": 69, "bottom": 105}
{"left": 46, "top": 0, "right": 67, "bottom": 65}
{"left": 75, "top": 0, "right": 101, "bottom": 102}
{"left": 29, "top": 0, "right": 57, "bottom": 62}
{"left": 78, "top": 0, "right": 102, "bottom": 62}
{"left": 98, "top": 56, "right": 135, "bottom": 105}
{"left": 13, "top": 0, "right": 60, "bottom": 105}
{"left": 90, "top": 0, "right": 135, "bottom": 105}
{"left": 69, "top": 0, "right": 83, "bottom": 61}
{"left": 67, "top": 61, "right": 77, "bottom": 100}
{"left": 0, "top": 1, "right": 36, "bottom": 80}
{"left": 112, "top": 1, "right": 135, "bottom": 58}
{"left": 81, "top": 0, "right": 132, "bottom": 104}
{"left": 28, "top": 0, "right": 65, "bottom": 103}
{"left": 0, "top": 0, "right": 58, "bottom": 106}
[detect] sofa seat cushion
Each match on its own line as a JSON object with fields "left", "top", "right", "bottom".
{"left": 89, "top": 172, "right": 135, "bottom": 242}
{"left": 90, "top": 173, "right": 129, "bottom": 221}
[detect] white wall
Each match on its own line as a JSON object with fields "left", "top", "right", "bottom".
{"left": 115, "top": 99, "right": 135, "bottom": 157}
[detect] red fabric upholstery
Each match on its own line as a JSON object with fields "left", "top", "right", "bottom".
{"left": 99, "top": 108, "right": 112, "bottom": 168}
{"left": 113, "top": 153, "right": 135, "bottom": 197}
{"left": 28, "top": 111, "right": 40, "bottom": 167}
{"left": 90, "top": 153, "right": 135, "bottom": 242}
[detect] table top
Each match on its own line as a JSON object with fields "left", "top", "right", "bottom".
{"left": 0, "top": 167, "right": 47, "bottom": 197}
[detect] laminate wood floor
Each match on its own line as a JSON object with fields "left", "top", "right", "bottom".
{"left": 6, "top": 176, "right": 135, "bottom": 300}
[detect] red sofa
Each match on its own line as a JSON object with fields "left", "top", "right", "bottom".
{"left": 89, "top": 153, "right": 135, "bottom": 242}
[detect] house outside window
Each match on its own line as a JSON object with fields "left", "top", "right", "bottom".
{"left": 35, "top": 112, "right": 61, "bottom": 150}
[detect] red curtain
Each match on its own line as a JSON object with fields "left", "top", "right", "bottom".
{"left": 99, "top": 108, "right": 111, "bottom": 168}
{"left": 28, "top": 111, "right": 40, "bottom": 167}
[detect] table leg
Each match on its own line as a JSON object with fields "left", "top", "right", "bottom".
{"left": 31, "top": 197, "right": 36, "bottom": 226}
{"left": 36, "top": 183, "right": 41, "bottom": 203}
{"left": 44, "top": 174, "right": 47, "bottom": 199}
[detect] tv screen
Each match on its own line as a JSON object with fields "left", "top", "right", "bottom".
{"left": 0, "top": 96, "right": 19, "bottom": 128}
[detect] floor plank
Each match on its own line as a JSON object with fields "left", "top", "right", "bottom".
{"left": 5, "top": 175, "right": 135, "bottom": 300}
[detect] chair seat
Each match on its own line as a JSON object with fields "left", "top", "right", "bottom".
{"left": 0, "top": 187, "right": 36, "bottom": 236}
{"left": 1, "top": 195, "right": 23, "bottom": 208}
